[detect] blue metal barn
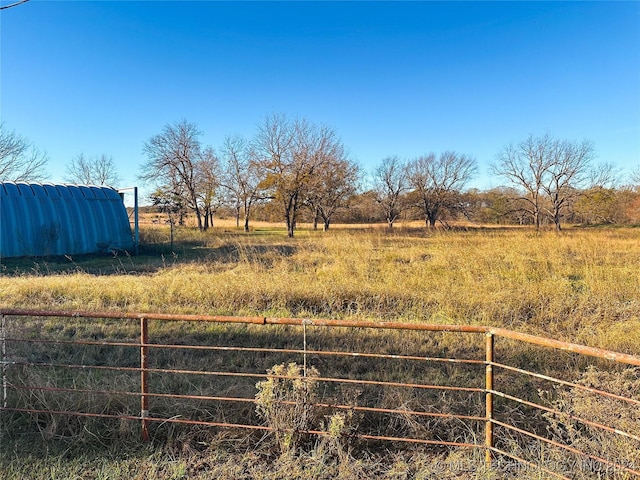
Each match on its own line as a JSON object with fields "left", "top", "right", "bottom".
{"left": 0, "top": 182, "right": 133, "bottom": 258}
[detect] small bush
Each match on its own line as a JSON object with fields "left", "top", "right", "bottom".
{"left": 255, "top": 362, "right": 321, "bottom": 454}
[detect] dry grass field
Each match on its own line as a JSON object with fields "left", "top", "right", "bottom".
{"left": 1, "top": 222, "right": 638, "bottom": 352}
{"left": 0, "top": 222, "right": 639, "bottom": 479}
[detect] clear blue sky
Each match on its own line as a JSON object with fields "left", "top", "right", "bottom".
{"left": 2, "top": 1, "right": 639, "bottom": 198}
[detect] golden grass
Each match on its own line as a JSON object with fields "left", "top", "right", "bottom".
{"left": 1, "top": 225, "right": 639, "bottom": 353}
{"left": 1, "top": 225, "right": 639, "bottom": 479}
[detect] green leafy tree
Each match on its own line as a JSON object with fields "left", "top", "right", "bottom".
{"left": 150, "top": 187, "right": 187, "bottom": 250}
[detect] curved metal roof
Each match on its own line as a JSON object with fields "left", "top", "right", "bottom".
{"left": 0, "top": 182, "right": 133, "bottom": 257}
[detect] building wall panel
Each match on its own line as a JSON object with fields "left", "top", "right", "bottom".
{"left": 0, "top": 182, "right": 133, "bottom": 258}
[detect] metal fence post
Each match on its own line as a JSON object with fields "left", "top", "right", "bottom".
{"left": 1, "top": 314, "right": 6, "bottom": 409}
{"left": 133, "top": 186, "right": 139, "bottom": 255}
{"left": 485, "top": 332, "right": 494, "bottom": 467}
{"left": 302, "top": 320, "right": 309, "bottom": 378}
{"left": 140, "top": 317, "right": 149, "bottom": 441}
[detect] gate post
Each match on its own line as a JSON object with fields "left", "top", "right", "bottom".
{"left": 485, "top": 332, "right": 494, "bottom": 467}
{"left": 140, "top": 317, "right": 149, "bottom": 441}
{"left": 1, "top": 314, "right": 6, "bottom": 409}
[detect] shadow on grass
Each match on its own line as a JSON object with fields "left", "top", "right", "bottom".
{"left": 0, "top": 241, "right": 297, "bottom": 277}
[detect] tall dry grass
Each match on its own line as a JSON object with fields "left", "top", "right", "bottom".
{"left": 1, "top": 226, "right": 638, "bottom": 353}
{"left": 1, "top": 225, "right": 639, "bottom": 479}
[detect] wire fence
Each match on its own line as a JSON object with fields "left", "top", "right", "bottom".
{"left": 1, "top": 308, "right": 639, "bottom": 478}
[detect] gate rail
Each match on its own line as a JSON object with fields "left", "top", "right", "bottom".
{"left": 1, "top": 308, "right": 639, "bottom": 478}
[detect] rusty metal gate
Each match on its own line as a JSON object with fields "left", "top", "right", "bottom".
{"left": 1, "top": 309, "right": 639, "bottom": 478}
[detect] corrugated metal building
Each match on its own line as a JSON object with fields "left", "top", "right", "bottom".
{"left": 0, "top": 182, "right": 133, "bottom": 258}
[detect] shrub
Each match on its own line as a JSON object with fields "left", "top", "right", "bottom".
{"left": 255, "top": 362, "right": 321, "bottom": 454}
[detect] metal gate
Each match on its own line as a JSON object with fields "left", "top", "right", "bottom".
{"left": 1, "top": 309, "right": 639, "bottom": 478}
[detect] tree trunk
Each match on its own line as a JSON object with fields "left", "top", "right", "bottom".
{"left": 285, "top": 195, "right": 298, "bottom": 238}
{"left": 553, "top": 210, "right": 562, "bottom": 231}
{"left": 202, "top": 207, "right": 210, "bottom": 230}
{"left": 285, "top": 208, "right": 295, "bottom": 238}
{"left": 169, "top": 220, "right": 175, "bottom": 251}
{"left": 195, "top": 208, "right": 203, "bottom": 231}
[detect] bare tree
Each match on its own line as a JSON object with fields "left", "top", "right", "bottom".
{"left": 141, "top": 120, "right": 207, "bottom": 231}
{"left": 588, "top": 162, "right": 620, "bottom": 189}
{"left": 64, "top": 153, "right": 121, "bottom": 186}
{"left": 492, "top": 135, "right": 550, "bottom": 230}
{"left": 220, "top": 134, "right": 263, "bottom": 232}
{"left": 252, "top": 113, "right": 295, "bottom": 236}
{"left": 0, "top": 122, "right": 48, "bottom": 182}
{"left": 492, "top": 134, "right": 595, "bottom": 231}
{"left": 631, "top": 166, "right": 640, "bottom": 186}
{"left": 196, "top": 147, "right": 222, "bottom": 229}
{"left": 305, "top": 154, "right": 359, "bottom": 231}
{"left": 372, "top": 156, "right": 408, "bottom": 229}
{"left": 407, "top": 151, "right": 477, "bottom": 228}
{"left": 540, "top": 139, "right": 595, "bottom": 231}
{"left": 253, "top": 114, "right": 341, "bottom": 237}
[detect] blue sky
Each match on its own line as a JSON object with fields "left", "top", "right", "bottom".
{"left": 1, "top": 0, "right": 639, "bottom": 199}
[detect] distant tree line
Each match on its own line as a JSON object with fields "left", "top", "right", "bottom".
{"left": 1, "top": 120, "right": 639, "bottom": 232}
{"left": 139, "top": 115, "right": 359, "bottom": 237}
{"left": 138, "top": 118, "right": 639, "bottom": 233}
